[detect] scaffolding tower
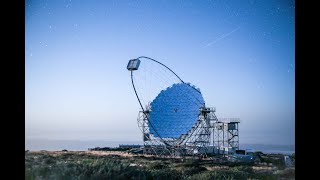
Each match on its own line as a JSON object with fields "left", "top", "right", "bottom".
{"left": 213, "top": 118, "right": 240, "bottom": 155}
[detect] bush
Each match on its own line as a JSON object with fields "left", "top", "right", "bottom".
{"left": 184, "top": 166, "right": 207, "bottom": 176}
{"left": 150, "top": 162, "right": 167, "bottom": 170}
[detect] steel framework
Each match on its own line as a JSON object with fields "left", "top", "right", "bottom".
{"left": 137, "top": 106, "right": 221, "bottom": 157}
{"left": 128, "top": 56, "right": 240, "bottom": 157}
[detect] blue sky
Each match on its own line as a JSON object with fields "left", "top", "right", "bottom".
{"left": 26, "top": 0, "right": 295, "bottom": 145}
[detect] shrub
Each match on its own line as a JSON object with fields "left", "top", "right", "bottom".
{"left": 184, "top": 166, "right": 207, "bottom": 176}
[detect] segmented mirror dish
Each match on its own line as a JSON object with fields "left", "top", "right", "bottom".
{"left": 149, "top": 83, "right": 205, "bottom": 138}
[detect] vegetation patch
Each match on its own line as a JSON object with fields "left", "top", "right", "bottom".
{"left": 25, "top": 151, "right": 294, "bottom": 179}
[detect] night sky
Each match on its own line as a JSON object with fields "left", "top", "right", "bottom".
{"left": 26, "top": 0, "right": 295, "bottom": 146}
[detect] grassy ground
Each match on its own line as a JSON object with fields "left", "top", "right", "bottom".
{"left": 25, "top": 151, "right": 294, "bottom": 180}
